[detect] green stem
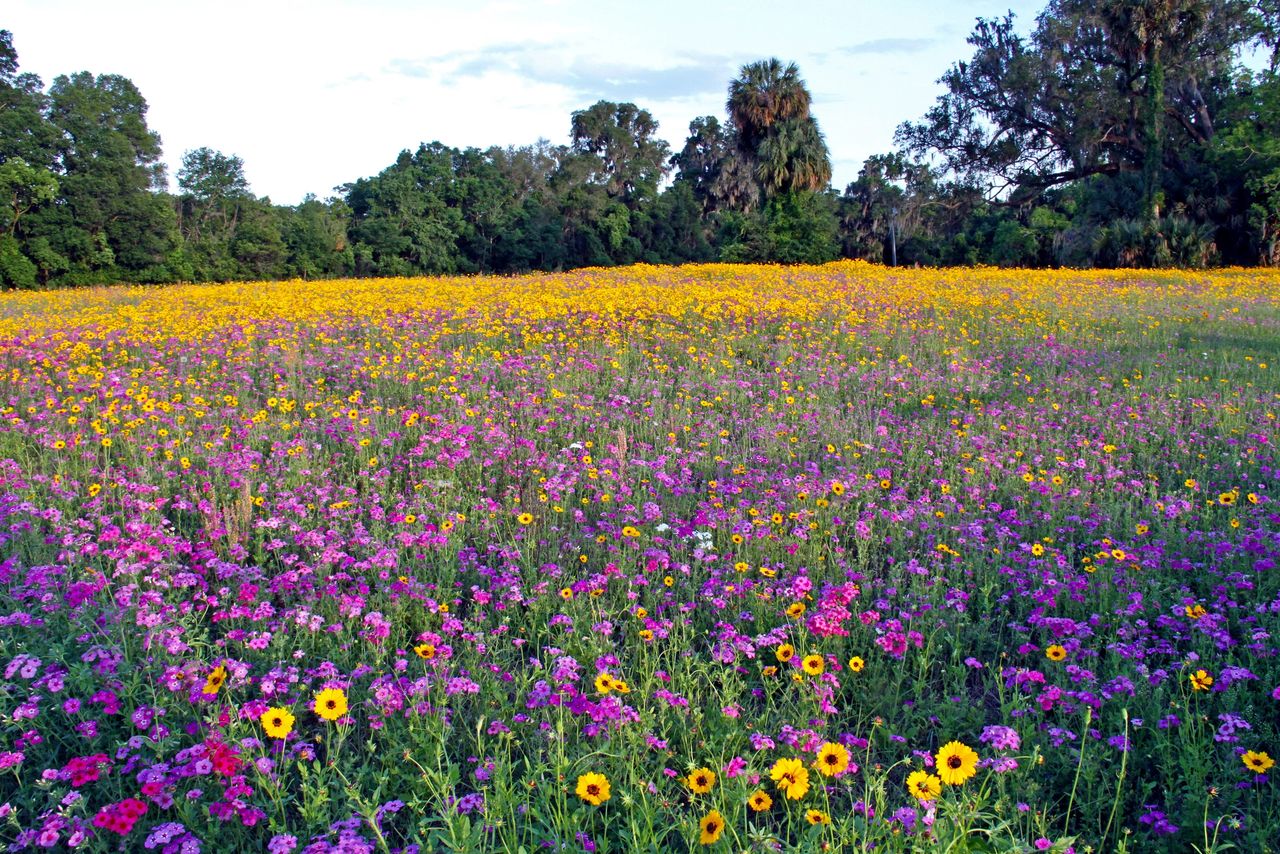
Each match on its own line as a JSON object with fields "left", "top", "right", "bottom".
{"left": 1099, "top": 708, "right": 1130, "bottom": 849}
{"left": 1062, "top": 706, "right": 1092, "bottom": 837}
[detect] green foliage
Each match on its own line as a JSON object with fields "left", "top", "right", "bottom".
{"left": 0, "top": 158, "right": 57, "bottom": 234}
{"left": 8, "top": 3, "right": 1280, "bottom": 289}
{"left": 0, "top": 233, "right": 37, "bottom": 288}
{"left": 570, "top": 101, "right": 670, "bottom": 208}
{"left": 721, "top": 191, "right": 839, "bottom": 264}
{"left": 727, "top": 59, "right": 832, "bottom": 201}
{"left": 346, "top": 143, "right": 467, "bottom": 276}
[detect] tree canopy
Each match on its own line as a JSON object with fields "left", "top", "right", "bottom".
{"left": 3, "top": 4, "right": 1280, "bottom": 289}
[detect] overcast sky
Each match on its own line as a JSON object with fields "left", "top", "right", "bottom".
{"left": 6, "top": 0, "right": 1046, "bottom": 204}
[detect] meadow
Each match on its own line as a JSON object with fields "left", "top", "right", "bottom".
{"left": 0, "top": 262, "right": 1277, "bottom": 853}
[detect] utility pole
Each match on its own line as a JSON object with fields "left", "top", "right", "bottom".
{"left": 889, "top": 205, "right": 898, "bottom": 267}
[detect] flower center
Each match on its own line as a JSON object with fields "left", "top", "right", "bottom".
{"left": 948, "top": 756, "right": 962, "bottom": 768}
{"left": 586, "top": 784, "right": 599, "bottom": 796}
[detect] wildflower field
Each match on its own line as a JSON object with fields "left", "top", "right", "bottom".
{"left": 1, "top": 262, "right": 1278, "bottom": 853}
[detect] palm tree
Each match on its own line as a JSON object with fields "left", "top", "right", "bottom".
{"left": 725, "top": 59, "right": 831, "bottom": 202}
{"left": 710, "top": 150, "right": 761, "bottom": 213}
{"left": 755, "top": 117, "right": 832, "bottom": 195}
{"left": 727, "top": 59, "right": 813, "bottom": 152}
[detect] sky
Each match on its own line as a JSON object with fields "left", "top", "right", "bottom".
{"left": 6, "top": 0, "right": 1046, "bottom": 204}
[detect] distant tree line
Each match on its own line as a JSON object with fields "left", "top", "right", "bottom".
{"left": 3, "top": 0, "right": 1280, "bottom": 288}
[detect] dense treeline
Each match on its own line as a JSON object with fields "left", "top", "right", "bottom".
{"left": 3, "top": 0, "right": 1280, "bottom": 287}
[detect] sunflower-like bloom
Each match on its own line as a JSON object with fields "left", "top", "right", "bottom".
{"left": 814, "top": 742, "right": 850, "bottom": 777}
{"left": 747, "top": 790, "right": 772, "bottom": 811}
{"left": 906, "top": 769, "right": 942, "bottom": 801}
{"left": 576, "top": 772, "right": 610, "bottom": 805}
{"left": 801, "top": 655, "right": 824, "bottom": 676}
{"left": 261, "top": 707, "right": 295, "bottom": 739}
{"left": 935, "top": 741, "right": 979, "bottom": 786}
{"left": 1189, "top": 669, "right": 1214, "bottom": 691}
{"left": 698, "top": 810, "right": 725, "bottom": 845}
{"left": 769, "top": 757, "right": 811, "bottom": 799}
{"left": 314, "top": 687, "right": 349, "bottom": 722}
{"left": 202, "top": 665, "right": 227, "bottom": 696}
{"left": 1242, "top": 750, "right": 1274, "bottom": 774}
{"left": 805, "top": 809, "right": 831, "bottom": 825}
{"left": 687, "top": 767, "right": 716, "bottom": 794}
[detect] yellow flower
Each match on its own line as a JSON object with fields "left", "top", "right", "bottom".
{"left": 1189, "top": 669, "right": 1214, "bottom": 691}
{"left": 847, "top": 656, "right": 865, "bottom": 672}
{"left": 576, "top": 772, "right": 610, "bottom": 806}
{"left": 202, "top": 665, "right": 228, "bottom": 696}
{"left": 261, "top": 707, "right": 295, "bottom": 739}
{"left": 594, "top": 673, "right": 615, "bottom": 694}
{"left": 1045, "top": 645, "right": 1067, "bottom": 662}
{"left": 1218, "top": 491, "right": 1236, "bottom": 505}
{"left": 935, "top": 741, "right": 979, "bottom": 786}
{"left": 621, "top": 525, "right": 641, "bottom": 537}
{"left": 687, "top": 767, "right": 716, "bottom": 794}
{"left": 906, "top": 769, "right": 942, "bottom": 801}
{"left": 698, "top": 809, "right": 725, "bottom": 845}
{"left": 516, "top": 512, "right": 534, "bottom": 525}
{"left": 1184, "top": 605, "right": 1206, "bottom": 620}
{"left": 786, "top": 602, "right": 806, "bottom": 618}
{"left": 801, "top": 654, "right": 824, "bottom": 676}
{"left": 814, "top": 742, "right": 850, "bottom": 777}
{"left": 414, "top": 643, "right": 436, "bottom": 660}
{"left": 769, "top": 757, "right": 811, "bottom": 800}
{"left": 747, "top": 790, "right": 772, "bottom": 811}
{"left": 775, "top": 643, "right": 795, "bottom": 663}
{"left": 805, "top": 809, "right": 831, "bottom": 825}
{"left": 829, "top": 480, "right": 845, "bottom": 496}
{"left": 559, "top": 587, "right": 573, "bottom": 600}
{"left": 314, "top": 687, "right": 349, "bottom": 722}
{"left": 639, "top": 629, "right": 654, "bottom": 642}
{"left": 1242, "top": 750, "right": 1274, "bottom": 774}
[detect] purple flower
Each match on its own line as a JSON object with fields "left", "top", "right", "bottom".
{"left": 1140, "top": 804, "right": 1179, "bottom": 836}
{"left": 267, "top": 834, "right": 298, "bottom": 854}
{"left": 979, "top": 725, "right": 1021, "bottom": 751}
